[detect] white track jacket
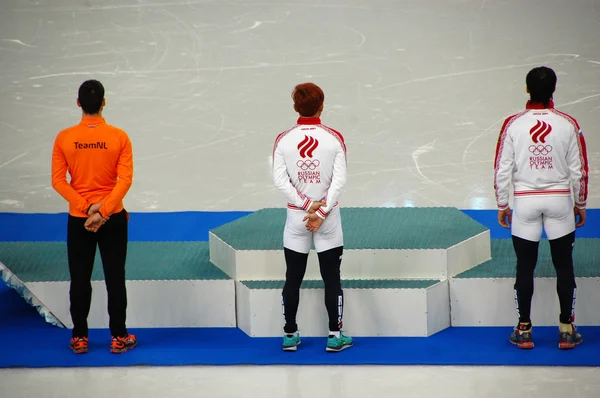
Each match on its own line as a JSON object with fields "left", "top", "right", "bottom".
{"left": 494, "top": 100, "right": 589, "bottom": 210}
{"left": 272, "top": 117, "right": 347, "bottom": 219}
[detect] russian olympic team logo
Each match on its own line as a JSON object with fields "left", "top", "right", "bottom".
{"left": 529, "top": 120, "right": 552, "bottom": 144}
{"left": 528, "top": 145, "right": 553, "bottom": 156}
{"left": 528, "top": 121, "right": 554, "bottom": 169}
{"left": 297, "top": 135, "right": 321, "bottom": 184}
{"left": 296, "top": 159, "right": 320, "bottom": 170}
{"left": 529, "top": 145, "right": 553, "bottom": 170}
{"left": 298, "top": 135, "right": 319, "bottom": 158}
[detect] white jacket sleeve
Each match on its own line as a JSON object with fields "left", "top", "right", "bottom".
{"left": 566, "top": 127, "right": 589, "bottom": 209}
{"left": 272, "top": 143, "right": 312, "bottom": 211}
{"left": 316, "top": 145, "right": 347, "bottom": 219}
{"left": 494, "top": 129, "right": 514, "bottom": 210}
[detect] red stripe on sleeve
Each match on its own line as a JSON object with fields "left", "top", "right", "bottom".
{"left": 551, "top": 109, "right": 587, "bottom": 205}
{"left": 493, "top": 112, "right": 524, "bottom": 207}
{"left": 494, "top": 115, "right": 517, "bottom": 170}
{"left": 577, "top": 131, "right": 589, "bottom": 205}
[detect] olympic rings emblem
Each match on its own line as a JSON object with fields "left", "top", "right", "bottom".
{"left": 297, "top": 159, "right": 320, "bottom": 170}
{"left": 528, "top": 145, "right": 553, "bottom": 156}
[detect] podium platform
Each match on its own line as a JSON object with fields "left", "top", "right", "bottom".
{"left": 0, "top": 242, "right": 236, "bottom": 329}
{"left": 1, "top": 208, "right": 598, "bottom": 338}
{"left": 209, "top": 207, "right": 490, "bottom": 337}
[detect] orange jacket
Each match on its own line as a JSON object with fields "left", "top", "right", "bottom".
{"left": 51, "top": 116, "right": 133, "bottom": 218}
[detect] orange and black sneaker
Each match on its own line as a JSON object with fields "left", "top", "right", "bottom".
{"left": 509, "top": 322, "right": 534, "bottom": 349}
{"left": 559, "top": 323, "right": 583, "bottom": 350}
{"left": 69, "top": 337, "right": 89, "bottom": 354}
{"left": 110, "top": 334, "right": 138, "bottom": 354}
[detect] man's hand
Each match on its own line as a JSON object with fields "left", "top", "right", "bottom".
{"left": 84, "top": 213, "right": 107, "bottom": 233}
{"left": 87, "top": 202, "right": 103, "bottom": 216}
{"left": 308, "top": 201, "right": 326, "bottom": 214}
{"left": 303, "top": 212, "right": 324, "bottom": 233}
{"left": 498, "top": 208, "right": 512, "bottom": 229}
{"left": 86, "top": 202, "right": 109, "bottom": 232}
{"left": 574, "top": 207, "right": 586, "bottom": 228}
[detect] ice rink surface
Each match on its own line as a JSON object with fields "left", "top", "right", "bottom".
{"left": 2, "top": 365, "right": 600, "bottom": 398}
{"left": 0, "top": 0, "right": 598, "bottom": 213}
{"left": 1, "top": 0, "right": 599, "bottom": 396}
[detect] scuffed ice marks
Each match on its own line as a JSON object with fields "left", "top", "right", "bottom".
{"left": 0, "top": 200, "right": 24, "bottom": 209}
{"left": 0, "top": 0, "right": 599, "bottom": 212}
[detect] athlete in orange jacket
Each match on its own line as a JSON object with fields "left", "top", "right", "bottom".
{"left": 51, "top": 80, "right": 137, "bottom": 354}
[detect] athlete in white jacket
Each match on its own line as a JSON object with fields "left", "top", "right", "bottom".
{"left": 272, "top": 83, "right": 352, "bottom": 352}
{"left": 494, "top": 66, "right": 589, "bottom": 350}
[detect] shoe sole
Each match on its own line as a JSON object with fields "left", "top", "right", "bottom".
{"left": 559, "top": 338, "right": 583, "bottom": 350}
{"left": 111, "top": 341, "right": 138, "bottom": 354}
{"left": 283, "top": 341, "right": 301, "bottom": 352}
{"left": 326, "top": 343, "right": 353, "bottom": 352}
{"left": 70, "top": 343, "right": 89, "bottom": 354}
{"left": 509, "top": 339, "right": 534, "bottom": 349}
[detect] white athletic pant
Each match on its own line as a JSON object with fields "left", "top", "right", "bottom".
{"left": 512, "top": 195, "right": 575, "bottom": 242}
{"left": 283, "top": 207, "right": 344, "bottom": 254}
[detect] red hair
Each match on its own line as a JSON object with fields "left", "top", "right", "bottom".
{"left": 292, "top": 83, "right": 324, "bottom": 117}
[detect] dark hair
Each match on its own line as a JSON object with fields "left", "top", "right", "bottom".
{"left": 78, "top": 80, "right": 105, "bottom": 115}
{"left": 526, "top": 67, "right": 556, "bottom": 108}
{"left": 292, "top": 83, "right": 324, "bottom": 117}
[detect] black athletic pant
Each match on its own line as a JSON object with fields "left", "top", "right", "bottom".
{"left": 513, "top": 231, "right": 576, "bottom": 325}
{"left": 67, "top": 209, "right": 129, "bottom": 338}
{"left": 282, "top": 246, "right": 344, "bottom": 334}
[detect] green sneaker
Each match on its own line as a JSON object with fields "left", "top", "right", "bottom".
{"left": 326, "top": 332, "right": 353, "bottom": 352}
{"left": 282, "top": 333, "right": 301, "bottom": 351}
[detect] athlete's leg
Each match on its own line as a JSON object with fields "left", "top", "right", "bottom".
{"left": 314, "top": 208, "right": 344, "bottom": 330}
{"left": 282, "top": 209, "right": 312, "bottom": 337}
{"left": 282, "top": 248, "right": 309, "bottom": 334}
{"left": 97, "top": 210, "right": 129, "bottom": 338}
{"left": 97, "top": 209, "right": 137, "bottom": 354}
{"left": 512, "top": 235, "right": 540, "bottom": 324}
{"left": 67, "top": 218, "right": 97, "bottom": 334}
{"left": 317, "top": 246, "right": 343, "bottom": 332}
{"left": 509, "top": 197, "right": 543, "bottom": 348}
{"left": 66, "top": 215, "right": 97, "bottom": 354}
{"left": 314, "top": 208, "right": 352, "bottom": 352}
{"left": 511, "top": 197, "right": 544, "bottom": 323}
{"left": 549, "top": 232, "right": 576, "bottom": 324}
{"left": 543, "top": 196, "right": 581, "bottom": 349}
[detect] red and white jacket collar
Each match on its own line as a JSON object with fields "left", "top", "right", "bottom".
{"left": 526, "top": 100, "right": 554, "bottom": 110}
{"left": 297, "top": 117, "right": 321, "bottom": 125}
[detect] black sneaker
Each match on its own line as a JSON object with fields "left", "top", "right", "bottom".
{"left": 559, "top": 324, "right": 583, "bottom": 350}
{"left": 509, "top": 323, "right": 534, "bottom": 349}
